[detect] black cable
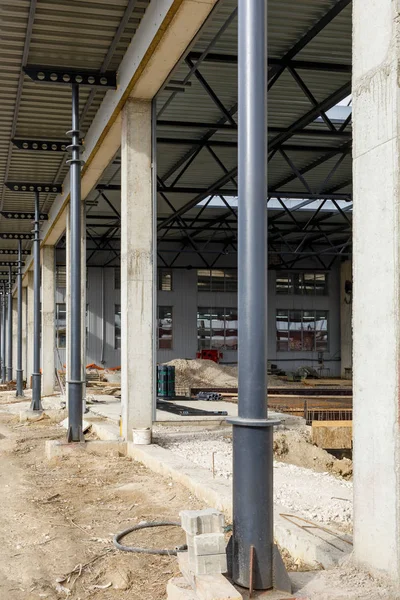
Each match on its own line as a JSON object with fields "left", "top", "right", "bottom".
{"left": 113, "top": 521, "right": 187, "bottom": 556}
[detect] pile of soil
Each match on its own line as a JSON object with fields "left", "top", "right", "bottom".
{"left": 164, "top": 359, "right": 238, "bottom": 389}
{"left": 274, "top": 428, "right": 353, "bottom": 479}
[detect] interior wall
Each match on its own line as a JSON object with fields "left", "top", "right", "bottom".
{"left": 55, "top": 253, "right": 343, "bottom": 376}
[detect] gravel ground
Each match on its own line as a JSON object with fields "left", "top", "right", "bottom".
{"left": 158, "top": 431, "right": 353, "bottom": 529}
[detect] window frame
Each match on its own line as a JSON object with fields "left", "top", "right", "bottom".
{"left": 158, "top": 268, "right": 173, "bottom": 292}
{"left": 114, "top": 304, "right": 121, "bottom": 350}
{"left": 276, "top": 309, "right": 329, "bottom": 352}
{"left": 275, "top": 271, "right": 328, "bottom": 296}
{"left": 158, "top": 305, "right": 173, "bottom": 350}
{"left": 197, "top": 269, "right": 238, "bottom": 293}
{"left": 114, "top": 268, "right": 121, "bottom": 290}
{"left": 197, "top": 306, "right": 238, "bottom": 351}
{"left": 55, "top": 303, "right": 67, "bottom": 349}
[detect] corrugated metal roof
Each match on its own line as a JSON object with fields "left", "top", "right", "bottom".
{"left": 153, "top": 0, "right": 352, "bottom": 249}
{"left": 0, "top": 0, "right": 150, "bottom": 254}
{"left": 0, "top": 0, "right": 352, "bottom": 260}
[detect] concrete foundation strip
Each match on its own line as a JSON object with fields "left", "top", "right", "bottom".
{"left": 279, "top": 514, "right": 353, "bottom": 553}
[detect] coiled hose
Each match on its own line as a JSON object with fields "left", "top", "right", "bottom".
{"left": 113, "top": 521, "right": 187, "bottom": 556}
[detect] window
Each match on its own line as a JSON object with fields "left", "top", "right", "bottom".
{"left": 115, "top": 304, "right": 121, "bottom": 350}
{"left": 158, "top": 306, "right": 173, "bottom": 349}
{"left": 197, "top": 269, "right": 237, "bottom": 292}
{"left": 276, "top": 310, "right": 329, "bottom": 352}
{"left": 56, "top": 303, "right": 66, "bottom": 349}
{"left": 56, "top": 266, "right": 66, "bottom": 289}
{"left": 197, "top": 307, "right": 238, "bottom": 350}
{"left": 276, "top": 272, "right": 328, "bottom": 296}
{"left": 114, "top": 268, "right": 121, "bottom": 290}
{"left": 158, "top": 268, "right": 172, "bottom": 291}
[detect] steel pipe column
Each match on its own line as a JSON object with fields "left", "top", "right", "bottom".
{"left": 7, "top": 266, "right": 12, "bottom": 381}
{"left": 0, "top": 288, "right": 2, "bottom": 381}
{"left": 1, "top": 283, "right": 6, "bottom": 383}
{"left": 228, "top": 0, "right": 277, "bottom": 591}
{"left": 30, "top": 191, "right": 42, "bottom": 411}
{"left": 16, "top": 240, "right": 24, "bottom": 396}
{"left": 66, "top": 83, "right": 84, "bottom": 442}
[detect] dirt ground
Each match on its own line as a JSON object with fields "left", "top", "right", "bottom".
{"left": 273, "top": 429, "right": 353, "bottom": 479}
{"left": 0, "top": 412, "right": 203, "bottom": 600}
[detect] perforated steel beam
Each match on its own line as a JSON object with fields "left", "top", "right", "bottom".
{"left": 12, "top": 139, "right": 70, "bottom": 152}
{"left": 23, "top": 66, "right": 117, "bottom": 88}
{"left": 5, "top": 182, "right": 62, "bottom": 194}
{"left": 0, "top": 211, "right": 48, "bottom": 220}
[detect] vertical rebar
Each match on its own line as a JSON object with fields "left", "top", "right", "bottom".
{"left": 7, "top": 265, "right": 13, "bottom": 381}
{"left": 229, "top": 0, "right": 276, "bottom": 591}
{"left": 1, "top": 282, "right": 6, "bottom": 383}
{"left": 30, "top": 190, "right": 42, "bottom": 411}
{"left": 16, "top": 239, "right": 24, "bottom": 396}
{"left": 67, "top": 83, "right": 83, "bottom": 442}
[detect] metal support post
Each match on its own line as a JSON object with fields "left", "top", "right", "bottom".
{"left": 66, "top": 83, "right": 84, "bottom": 442}
{"left": 30, "top": 191, "right": 42, "bottom": 411}
{"left": 228, "top": 0, "right": 282, "bottom": 591}
{"left": 7, "top": 265, "right": 12, "bottom": 381}
{"left": 16, "top": 240, "right": 24, "bottom": 396}
{"left": 0, "top": 286, "right": 2, "bottom": 381}
{"left": 1, "top": 283, "right": 6, "bottom": 383}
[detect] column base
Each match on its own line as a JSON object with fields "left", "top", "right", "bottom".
{"left": 67, "top": 379, "right": 84, "bottom": 442}
{"left": 30, "top": 372, "right": 42, "bottom": 411}
{"left": 227, "top": 417, "right": 286, "bottom": 591}
{"left": 16, "top": 369, "right": 24, "bottom": 397}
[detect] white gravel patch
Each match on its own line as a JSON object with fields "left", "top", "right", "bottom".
{"left": 159, "top": 434, "right": 352, "bottom": 527}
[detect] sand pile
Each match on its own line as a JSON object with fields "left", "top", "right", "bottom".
{"left": 164, "top": 359, "right": 238, "bottom": 389}
{"left": 274, "top": 429, "right": 353, "bottom": 479}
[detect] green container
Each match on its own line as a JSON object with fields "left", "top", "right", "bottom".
{"left": 167, "top": 366, "right": 175, "bottom": 398}
{"left": 157, "top": 365, "right": 175, "bottom": 398}
{"left": 157, "top": 365, "right": 169, "bottom": 397}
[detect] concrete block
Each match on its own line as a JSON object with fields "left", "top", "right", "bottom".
{"left": 20, "top": 409, "right": 68, "bottom": 424}
{"left": 45, "top": 439, "right": 127, "bottom": 460}
{"left": 178, "top": 552, "right": 241, "bottom": 600}
{"left": 181, "top": 509, "right": 225, "bottom": 535}
{"left": 192, "top": 553, "right": 227, "bottom": 576}
{"left": 312, "top": 420, "right": 352, "bottom": 450}
{"left": 188, "top": 533, "right": 226, "bottom": 563}
{"left": 20, "top": 409, "right": 44, "bottom": 422}
{"left": 192, "top": 534, "right": 226, "bottom": 557}
{"left": 194, "top": 576, "right": 242, "bottom": 600}
{"left": 167, "top": 577, "right": 197, "bottom": 600}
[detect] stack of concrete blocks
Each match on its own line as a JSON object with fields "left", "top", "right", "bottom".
{"left": 182, "top": 508, "right": 227, "bottom": 576}
{"left": 167, "top": 508, "right": 242, "bottom": 600}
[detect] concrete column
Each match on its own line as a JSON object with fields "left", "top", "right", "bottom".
{"left": 41, "top": 245, "right": 55, "bottom": 395}
{"left": 12, "top": 297, "right": 17, "bottom": 380}
{"left": 353, "top": 0, "right": 400, "bottom": 581}
{"left": 26, "top": 271, "right": 34, "bottom": 388}
{"left": 340, "top": 260, "right": 352, "bottom": 379}
{"left": 121, "top": 99, "right": 154, "bottom": 440}
{"left": 22, "top": 286, "right": 27, "bottom": 384}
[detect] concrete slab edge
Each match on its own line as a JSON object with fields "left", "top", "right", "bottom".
{"left": 127, "top": 442, "right": 350, "bottom": 569}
